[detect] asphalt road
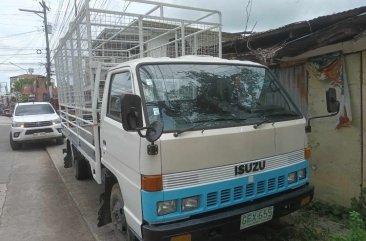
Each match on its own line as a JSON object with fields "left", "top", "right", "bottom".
{"left": 0, "top": 116, "right": 96, "bottom": 241}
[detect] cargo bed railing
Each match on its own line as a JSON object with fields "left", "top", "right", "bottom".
{"left": 54, "top": 0, "right": 222, "bottom": 184}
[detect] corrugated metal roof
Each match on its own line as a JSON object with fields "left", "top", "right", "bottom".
{"left": 222, "top": 6, "right": 366, "bottom": 63}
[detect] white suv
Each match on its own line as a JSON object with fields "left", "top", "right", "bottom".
{"left": 10, "top": 102, "right": 63, "bottom": 150}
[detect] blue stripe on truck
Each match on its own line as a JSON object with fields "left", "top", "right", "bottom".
{"left": 141, "top": 160, "right": 309, "bottom": 223}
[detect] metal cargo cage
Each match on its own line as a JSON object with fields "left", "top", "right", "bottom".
{"left": 53, "top": 0, "right": 222, "bottom": 182}
{"left": 55, "top": 0, "right": 222, "bottom": 111}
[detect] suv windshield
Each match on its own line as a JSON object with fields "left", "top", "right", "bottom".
{"left": 138, "top": 63, "right": 302, "bottom": 132}
{"left": 15, "top": 104, "right": 55, "bottom": 116}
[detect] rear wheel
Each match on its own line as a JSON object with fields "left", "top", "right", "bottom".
{"left": 9, "top": 133, "right": 21, "bottom": 150}
{"left": 110, "top": 183, "right": 135, "bottom": 241}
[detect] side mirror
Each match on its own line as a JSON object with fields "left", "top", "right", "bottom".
{"left": 143, "top": 121, "right": 164, "bottom": 155}
{"left": 121, "top": 94, "right": 143, "bottom": 131}
{"left": 305, "top": 87, "right": 340, "bottom": 133}
{"left": 146, "top": 121, "right": 164, "bottom": 143}
{"left": 326, "top": 88, "right": 339, "bottom": 113}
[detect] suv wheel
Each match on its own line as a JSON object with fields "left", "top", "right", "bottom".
{"left": 9, "top": 132, "right": 21, "bottom": 150}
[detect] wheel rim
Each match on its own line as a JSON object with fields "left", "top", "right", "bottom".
{"left": 111, "top": 200, "right": 127, "bottom": 234}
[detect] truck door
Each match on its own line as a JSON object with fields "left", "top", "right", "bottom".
{"left": 100, "top": 69, "right": 141, "bottom": 175}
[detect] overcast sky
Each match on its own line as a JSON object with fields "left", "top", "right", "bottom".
{"left": 0, "top": 0, "right": 365, "bottom": 93}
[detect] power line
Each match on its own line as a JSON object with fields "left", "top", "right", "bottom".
{"left": 0, "top": 29, "right": 42, "bottom": 39}
{"left": 19, "top": 1, "right": 52, "bottom": 88}
{"left": 0, "top": 53, "right": 45, "bottom": 56}
{"left": 50, "top": 0, "right": 72, "bottom": 51}
{"left": 0, "top": 62, "right": 45, "bottom": 64}
{"left": 0, "top": 69, "right": 31, "bottom": 71}
{"left": 0, "top": 47, "right": 44, "bottom": 50}
{"left": 0, "top": 32, "right": 41, "bottom": 64}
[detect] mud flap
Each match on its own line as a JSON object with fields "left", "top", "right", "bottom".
{"left": 97, "top": 171, "right": 115, "bottom": 227}
{"left": 63, "top": 140, "right": 72, "bottom": 168}
{"left": 97, "top": 192, "right": 111, "bottom": 227}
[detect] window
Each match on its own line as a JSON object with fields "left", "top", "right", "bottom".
{"left": 15, "top": 104, "right": 55, "bottom": 116}
{"left": 107, "top": 72, "right": 133, "bottom": 121}
{"left": 139, "top": 64, "right": 302, "bottom": 132}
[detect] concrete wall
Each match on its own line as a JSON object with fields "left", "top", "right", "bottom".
{"left": 307, "top": 53, "right": 362, "bottom": 206}
{"left": 362, "top": 51, "right": 366, "bottom": 188}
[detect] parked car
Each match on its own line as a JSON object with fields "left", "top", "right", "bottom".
{"left": 10, "top": 102, "right": 63, "bottom": 150}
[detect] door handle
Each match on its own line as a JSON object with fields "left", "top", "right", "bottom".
{"left": 103, "top": 140, "right": 106, "bottom": 146}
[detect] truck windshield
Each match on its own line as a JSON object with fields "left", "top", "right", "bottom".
{"left": 15, "top": 104, "right": 55, "bottom": 116}
{"left": 138, "top": 63, "right": 302, "bottom": 132}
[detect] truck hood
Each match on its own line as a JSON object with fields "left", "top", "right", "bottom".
{"left": 12, "top": 113, "right": 59, "bottom": 123}
{"left": 159, "top": 118, "right": 306, "bottom": 174}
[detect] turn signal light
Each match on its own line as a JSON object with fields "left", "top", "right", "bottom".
{"left": 141, "top": 175, "right": 163, "bottom": 192}
{"left": 300, "top": 196, "right": 312, "bottom": 207}
{"left": 170, "top": 234, "right": 191, "bottom": 241}
{"left": 304, "top": 148, "right": 311, "bottom": 160}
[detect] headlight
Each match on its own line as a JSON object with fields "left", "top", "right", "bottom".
{"left": 182, "top": 196, "right": 200, "bottom": 212}
{"left": 157, "top": 200, "right": 176, "bottom": 216}
{"left": 298, "top": 169, "right": 306, "bottom": 180}
{"left": 52, "top": 119, "right": 61, "bottom": 125}
{"left": 288, "top": 172, "right": 297, "bottom": 184}
{"left": 12, "top": 122, "right": 24, "bottom": 128}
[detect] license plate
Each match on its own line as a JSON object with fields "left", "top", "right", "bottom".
{"left": 240, "top": 206, "right": 274, "bottom": 230}
{"left": 33, "top": 132, "right": 46, "bottom": 137}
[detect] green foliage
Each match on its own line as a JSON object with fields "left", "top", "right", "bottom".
{"left": 13, "top": 78, "right": 34, "bottom": 94}
{"left": 351, "top": 188, "right": 366, "bottom": 222}
{"left": 329, "top": 211, "right": 366, "bottom": 241}
{"left": 306, "top": 201, "right": 349, "bottom": 220}
{"left": 292, "top": 210, "right": 330, "bottom": 241}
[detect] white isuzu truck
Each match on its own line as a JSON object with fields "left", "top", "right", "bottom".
{"left": 55, "top": 1, "right": 338, "bottom": 240}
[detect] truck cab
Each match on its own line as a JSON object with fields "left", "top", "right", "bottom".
{"left": 99, "top": 56, "right": 314, "bottom": 241}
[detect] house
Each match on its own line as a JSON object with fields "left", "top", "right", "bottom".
{"left": 9, "top": 74, "right": 56, "bottom": 102}
{"left": 222, "top": 6, "right": 366, "bottom": 206}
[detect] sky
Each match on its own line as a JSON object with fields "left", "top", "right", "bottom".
{"left": 0, "top": 0, "right": 365, "bottom": 93}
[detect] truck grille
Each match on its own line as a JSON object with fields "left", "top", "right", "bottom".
{"left": 163, "top": 150, "right": 304, "bottom": 190}
{"left": 25, "top": 128, "right": 53, "bottom": 135}
{"left": 24, "top": 121, "right": 53, "bottom": 127}
{"left": 206, "top": 175, "right": 287, "bottom": 208}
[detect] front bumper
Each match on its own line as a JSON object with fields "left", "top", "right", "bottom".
{"left": 12, "top": 124, "right": 62, "bottom": 142}
{"left": 142, "top": 184, "right": 314, "bottom": 241}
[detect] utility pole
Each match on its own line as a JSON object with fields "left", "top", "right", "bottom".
{"left": 19, "top": 1, "right": 52, "bottom": 97}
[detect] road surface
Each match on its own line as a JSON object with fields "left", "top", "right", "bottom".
{"left": 0, "top": 116, "right": 96, "bottom": 241}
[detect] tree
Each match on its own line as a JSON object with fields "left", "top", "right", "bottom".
{"left": 12, "top": 78, "right": 34, "bottom": 102}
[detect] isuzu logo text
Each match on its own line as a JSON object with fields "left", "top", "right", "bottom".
{"left": 234, "top": 160, "right": 266, "bottom": 176}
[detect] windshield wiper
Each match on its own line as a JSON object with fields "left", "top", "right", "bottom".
{"left": 253, "top": 112, "right": 301, "bottom": 129}
{"left": 264, "top": 112, "right": 302, "bottom": 119}
{"left": 253, "top": 117, "right": 268, "bottom": 129}
{"left": 173, "top": 117, "right": 247, "bottom": 137}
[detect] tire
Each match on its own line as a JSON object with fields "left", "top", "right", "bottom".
{"left": 56, "top": 137, "right": 64, "bottom": 145}
{"left": 73, "top": 156, "right": 91, "bottom": 180}
{"left": 9, "top": 133, "right": 21, "bottom": 150}
{"left": 110, "top": 184, "right": 135, "bottom": 241}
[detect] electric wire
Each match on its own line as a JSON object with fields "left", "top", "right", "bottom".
{"left": 0, "top": 29, "right": 42, "bottom": 39}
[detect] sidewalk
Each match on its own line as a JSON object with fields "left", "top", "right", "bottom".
{"left": 0, "top": 125, "right": 95, "bottom": 241}
{"left": 46, "top": 144, "right": 116, "bottom": 241}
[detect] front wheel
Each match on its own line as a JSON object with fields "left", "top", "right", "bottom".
{"left": 9, "top": 132, "right": 21, "bottom": 150}
{"left": 110, "top": 183, "right": 135, "bottom": 241}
